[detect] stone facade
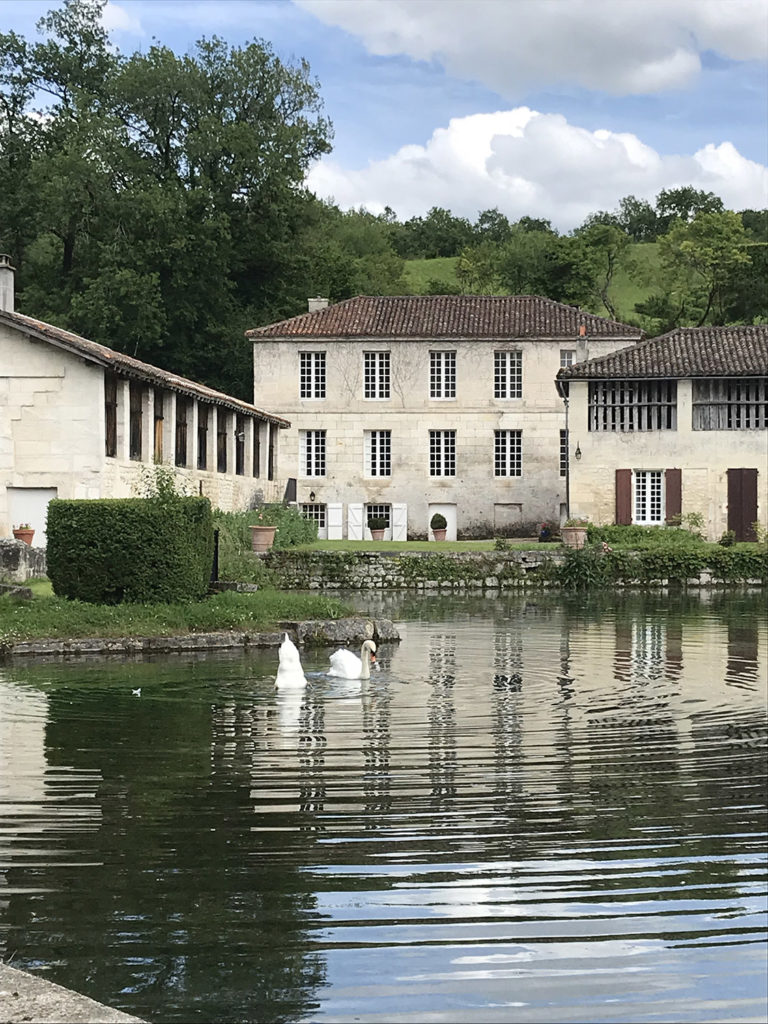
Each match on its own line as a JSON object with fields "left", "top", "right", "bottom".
{"left": 0, "top": 310, "right": 289, "bottom": 544}
{"left": 250, "top": 296, "right": 642, "bottom": 540}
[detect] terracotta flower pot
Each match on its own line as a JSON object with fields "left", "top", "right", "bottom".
{"left": 250, "top": 525, "right": 276, "bottom": 553}
{"left": 432, "top": 528, "right": 447, "bottom": 541}
{"left": 561, "top": 526, "right": 588, "bottom": 549}
{"left": 370, "top": 529, "right": 386, "bottom": 541}
{"left": 13, "top": 528, "right": 34, "bottom": 546}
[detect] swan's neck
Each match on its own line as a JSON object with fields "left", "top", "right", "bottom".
{"left": 360, "top": 645, "right": 371, "bottom": 680}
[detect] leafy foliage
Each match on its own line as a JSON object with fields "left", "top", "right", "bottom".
{"left": 47, "top": 494, "right": 214, "bottom": 603}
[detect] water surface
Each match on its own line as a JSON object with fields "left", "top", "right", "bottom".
{"left": 1, "top": 591, "right": 766, "bottom": 1023}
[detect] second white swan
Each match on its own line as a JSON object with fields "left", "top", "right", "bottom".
{"left": 328, "top": 639, "right": 377, "bottom": 679}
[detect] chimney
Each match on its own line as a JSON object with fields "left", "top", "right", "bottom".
{"left": 307, "top": 297, "right": 329, "bottom": 313}
{"left": 0, "top": 254, "right": 14, "bottom": 313}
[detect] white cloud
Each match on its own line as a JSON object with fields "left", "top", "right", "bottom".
{"left": 295, "top": 0, "right": 768, "bottom": 96}
{"left": 101, "top": 2, "right": 143, "bottom": 36}
{"left": 305, "top": 108, "right": 768, "bottom": 230}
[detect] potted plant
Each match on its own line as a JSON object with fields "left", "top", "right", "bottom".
{"left": 430, "top": 512, "right": 448, "bottom": 541}
{"left": 561, "top": 517, "right": 589, "bottom": 550}
{"left": 367, "top": 515, "right": 388, "bottom": 541}
{"left": 538, "top": 522, "right": 552, "bottom": 543}
{"left": 249, "top": 509, "right": 277, "bottom": 553}
{"left": 12, "top": 523, "right": 35, "bottom": 545}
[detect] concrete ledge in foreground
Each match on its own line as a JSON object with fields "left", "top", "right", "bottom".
{"left": 0, "top": 963, "right": 147, "bottom": 1023}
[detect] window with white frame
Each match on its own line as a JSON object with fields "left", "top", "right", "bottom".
{"left": 365, "top": 430, "right": 391, "bottom": 477}
{"left": 429, "top": 430, "right": 456, "bottom": 476}
{"left": 494, "top": 350, "right": 522, "bottom": 398}
{"left": 365, "top": 503, "right": 391, "bottom": 529}
{"left": 299, "top": 429, "right": 326, "bottom": 476}
{"left": 430, "top": 351, "right": 456, "bottom": 399}
{"left": 300, "top": 503, "right": 326, "bottom": 529}
{"left": 560, "top": 349, "right": 576, "bottom": 368}
{"left": 364, "top": 351, "right": 391, "bottom": 399}
{"left": 494, "top": 430, "right": 522, "bottom": 477}
{"left": 559, "top": 429, "right": 568, "bottom": 477}
{"left": 633, "top": 470, "right": 664, "bottom": 524}
{"left": 300, "top": 351, "right": 326, "bottom": 399}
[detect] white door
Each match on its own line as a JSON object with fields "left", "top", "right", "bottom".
{"left": 327, "top": 503, "right": 343, "bottom": 540}
{"left": 348, "top": 503, "right": 364, "bottom": 540}
{"left": 428, "top": 502, "right": 457, "bottom": 541}
{"left": 7, "top": 487, "right": 58, "bottom": 545}
{"left": 391, "top": 503, "right": 408, "bottom": 541}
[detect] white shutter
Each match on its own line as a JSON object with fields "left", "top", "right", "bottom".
{"left": 391, "top": 503, "right": 408, "bottom": 541}
{"left": 326, "top": 503, "right": 342, "bottom": 540}
{"left": 348, "top": 503, "right": 364, "bottom": 540}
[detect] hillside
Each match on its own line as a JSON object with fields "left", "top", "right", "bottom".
{"left": 405, "top": 244, "right": 661, "bottom": 323}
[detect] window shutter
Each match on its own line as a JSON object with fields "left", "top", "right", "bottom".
{"left": 615, "top": 469, "right": 632, "bottom": 524}
{"left": 327, "top": 503, "right": 343, "bottom": 540}
{"left": 665, "top": 468, "right": 682, "bottom": 522}
{"left": 391, "top": 503, "right": 408, "bottom": 541}
{"left": 347, "top": 503, "right": 363, "bottom": 540}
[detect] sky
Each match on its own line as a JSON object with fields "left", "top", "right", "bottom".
{"left": 1, "top": 0, "right": 767, "bottom": 231}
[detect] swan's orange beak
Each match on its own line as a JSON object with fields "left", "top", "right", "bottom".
{"left": 370, "top": 653, "right": 376, "bottom": 663}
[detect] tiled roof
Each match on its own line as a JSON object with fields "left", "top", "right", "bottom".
{"left": 557, "top": 324, "right": 768, "bottom": 381}
{"left": 1, "top": 310, "right": 289, "bottom": 426}
{"left": 247, "top": 295, "right": 644, "bottom": 340}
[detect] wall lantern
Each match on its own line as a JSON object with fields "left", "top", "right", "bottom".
{"left": 574, "top": 443, "right": 582, "bottom": 461}
{"left": 309, "top": 491, "right": 316, "bottom": 502}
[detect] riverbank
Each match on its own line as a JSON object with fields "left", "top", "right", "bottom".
{"left": 0, "top": 962, "right": 146, "bottom": 1024}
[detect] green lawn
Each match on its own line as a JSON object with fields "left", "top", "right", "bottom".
{"left": 292, "top": 539, "right": 553, "bottom": 553}
{"left": 403, "top": 256, "right": 458, "bottom": 292}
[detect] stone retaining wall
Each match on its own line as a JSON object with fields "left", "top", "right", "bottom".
{"left": 0, "top": 540, "right": 47, "bottom": 583}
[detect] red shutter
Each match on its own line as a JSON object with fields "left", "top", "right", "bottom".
{"left": 665, "top": 468, "right": 682, "bottom": 523}
{"left": 615, "top": 469, "right": 632, "bottom": 524}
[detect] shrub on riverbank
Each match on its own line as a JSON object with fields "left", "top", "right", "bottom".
{"left": 214, "top": 506, "right": 318, "bottom": 584}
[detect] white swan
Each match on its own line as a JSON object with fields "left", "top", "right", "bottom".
{"left": 328, "top": 639, "right": 377, "bottom": 679}
{"left": 275, "top": 632, "right": 307, "bottom": 689}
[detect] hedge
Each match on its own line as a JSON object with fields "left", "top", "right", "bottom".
{"left": 47, "top": 496, "right": 214, "bottom": 603}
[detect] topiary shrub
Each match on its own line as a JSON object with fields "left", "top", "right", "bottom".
{"left": 430, "top": 512, "right": 447, "bottom": 530}
{"left": 47, "top": 495, "right": 214, "bottom": 603}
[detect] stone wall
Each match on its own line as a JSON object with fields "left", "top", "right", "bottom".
{"left": 0, "top": 539, "right": 47, "bottom": 583}
{"left": 265, "top": 549, "right": 564, "bottom": 591}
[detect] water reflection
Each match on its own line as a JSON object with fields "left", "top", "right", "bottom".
{"left": 0, "top": 590, "right": 765, "bottom": 1024}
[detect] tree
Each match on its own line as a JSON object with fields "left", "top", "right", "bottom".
{"left": 0, "top": 0, "right": 333, "bottom": 398}
{"left": 616, "top": 195, "right": 658, "bottom": 242}
{"left": 473, "top": 208, "right": 512, "bottom": 245}
{"left": 455, "top": 241, "right": 501, "bottom": 294}
{"left": 577, "top": 223, "right": 633, "bottom": 320}
{"left": 636, "top": 210, "right": 752, "bottom": 329}
{"left": 655, "top": 187, "right": 724, "bottom": 233}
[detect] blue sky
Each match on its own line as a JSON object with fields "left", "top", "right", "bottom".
{"left": 1, "top": 0, "right": 766, "bottom": 230}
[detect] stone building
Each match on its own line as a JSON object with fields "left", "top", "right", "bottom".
{"left": 0, "top": 256, "right": 289, "bottom": 543}
{"left": 556, "top": 324, "right": 768, "bottom": 541}
{"left": 248, "top": 295, "right": 643, "bottom": 539}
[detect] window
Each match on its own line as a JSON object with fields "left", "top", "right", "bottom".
{"left": 589, "top": 380, "right": 677, "bottom": 431}
{"left": 105, "top": 373, "right": 117, "bottom": 458}
{"left": 364, "top": 351, "right": 390, "bottom": 399}
{"left": 430, "top": 351, "right": 456, "bottom": 399}
{"left": 692, "top": 379, "right": 768, "bottom": 430}
{"left": 217, "top": 410, "right": 228, "bottom": 473}
{"left": 494, "top": 351, "right": 522, "bottom": 398}
{"left": 153, "top": 389, "right": 164, "bottom": 462}
{"left": 365, "top": 503, "right": 391, "bottom": 529}
{"left": 559, "top": 429, "right": 568, "bottom": 477}
{"left": 560, "top": 349, "right": 575, "bottom": 368}
{"left": 235, "top": 414, "right": 246, "bottom": 476}
{"left": 365, "top": 430, "right": 391, "bottom": 477}
{"left": 197, "top": 405, "right": 208, "bottom": 470}
{"left": 300, "top": 351, "right": 326, "bottom": 399}
{"left": 301, "top": 503, "right": 327, "bottom": 529}
{"left": 252, "top": 422, "right": 261, "bottom": 477}
{"left": 129, "top": 382, "right": 143, "bottom": 461}
{"left": 175, "top": 397, "right": 188, "bottom": 467}
{"left": 494, "top": 430, "right": 522, "bottom": 477}
{"left": 429, "top": 430, "right": 456, "bottom": 476}
{"left": 300, "top": 429, "right": 326, "bottom": 477}
{"left": 634, "top": 470, "right": 664, "bottom": 524}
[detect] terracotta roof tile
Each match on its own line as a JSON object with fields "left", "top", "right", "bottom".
{"left": 1, "top": 310, "right": 289, "bottom": 426}
{"left": 557, "top": 324, "right": 768, "bottom": 381}
{"left": 247, "top": 295, "right": 644, "bottom": 340}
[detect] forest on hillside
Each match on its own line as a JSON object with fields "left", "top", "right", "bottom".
{"left": 1, "top": 0, "right": 766, "bottom": 398}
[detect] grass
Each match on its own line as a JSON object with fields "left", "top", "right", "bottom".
{"left": 0, "top": 587, "right": 352, "bottom": 644}
{"left": 403, "top": 242, "right": 661, "bottom": 325}
{"left": 290, "top": 539, "right": 546, "bottom": 552}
